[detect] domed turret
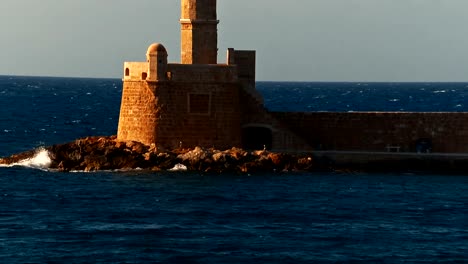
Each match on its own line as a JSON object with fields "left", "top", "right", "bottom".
{"left": 147, "top": 43, "right": 167, "bottom": 56}
{"left": 146, "top": 43, "right": 168, "bottom": 81}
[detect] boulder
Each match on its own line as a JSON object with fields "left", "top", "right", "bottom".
{"left": 0, "top": 136, "right": 317, "bottom": 173}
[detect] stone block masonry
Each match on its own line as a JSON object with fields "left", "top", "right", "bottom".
{"left": 117, "top": 81, "right": 159, "bottom": 145}
{"left": 117, "top": 78, "right": 242, "bottom": 150}
{"left": 117, "top": 0, "right": 256, "bottom": 150}
{"left": 117, "top": 0, "right": 468, "bottom": 155}
{"left": 273, "top": 112, "right": 468, "bottom": 153}
{"left": 154, "top": 81, "right": 242, "bottom": 150}
{"left": 117, "top": 0, "right": 306, "bottom": 152}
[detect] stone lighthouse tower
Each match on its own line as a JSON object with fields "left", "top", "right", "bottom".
{"left": 118, "top": 0, "right": 306, "bottom": 151}
{"left": 117, "top": 0, "right": 244, "bottom": 149}
{"left": 180, "top": 0, "right": 219, "bottom": 64}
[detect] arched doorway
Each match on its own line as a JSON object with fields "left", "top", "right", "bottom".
{"left": 415, "top": 138, "right": 432, "bottom": 153}
{"left": 242, "top": 125, "right": 273, "bottom": 150}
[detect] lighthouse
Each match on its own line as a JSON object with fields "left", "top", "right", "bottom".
{"left": 180, "top": 0, "right": 219, "bottom": 64}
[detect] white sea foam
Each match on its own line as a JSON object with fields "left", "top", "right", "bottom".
{"left": 0, "top": 148, "right": 52, "bottom": 171}
{"left": 169, "top": 163, "right": 188, "bottom": 171}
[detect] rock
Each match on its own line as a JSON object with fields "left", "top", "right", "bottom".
{"left": 148, "top": 143, "right": 157, "bottom": 153}
{"left": 178, "top": 147, "right": 207, "bottom": 161}
{"left": 296, "top": 156, "right": 314, "bottom": 171}
{"left": 81, "top": 154, "right": 107, "bottom": 172}
{"left": 114, "top": 140, "right": 125, "bottom": 149}
{"left": 131, "top": 142, "right": 146, "bottom": 154}
{"left": 155, "top": 152, "right": 176, "bottom": 170}
{"left": 212, "top": 152, "right": 226, "bottom": 163}
{"left": 57, "top": 161, "right": 69, "bottom": 172}
{"left": 177, "top": 147, "right": 211, "bottom": 170}
{"left": 0, "top": 149, "right": 36, "bottom": 165}
{"left": 252, "top": 150, "right": 267, "bottom": 156}
{"left": 268, "top": 153, "right": 283, "bottom": 166}
{"left": 228, "top": 147, "right": 247, "bottom": 160}
{"left": 239, "top": 161, "right": 262, "bottom": 173}
{"left": 150, "top": 166, "right": 162, "bottom": 172}
{"left": 0, "top": 135, "right": 318, "bottom": 173}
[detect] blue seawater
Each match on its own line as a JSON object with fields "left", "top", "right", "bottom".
{"left": 0, "top": 76, "right": 467, "bottom": 263}
{"left": 258, "top": 81, "right": 468, "bottom": 112}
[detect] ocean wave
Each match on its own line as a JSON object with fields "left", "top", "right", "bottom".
{"left": 169, "top": 163, "right": 188, "bottom": 171}
{"left": 0, "top": 148, "right": 52, "bottom": 171}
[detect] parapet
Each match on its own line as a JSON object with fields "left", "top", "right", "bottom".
{"left": 124, "top": 43, "right": 169, "bottom": 82}
{"left": 123, "top": 62, "right": 238, "bottom": 83}
{"left": 227, "top": 48, "right": 256, "bottom": 81}
{"left": 123, "top": 43, "right": 239, "bottom": 84}
{"left": 123, "top": 62, "right": 149, "bottom": 81}
{"left": 166, "top": 64, "right": 238, "bottom": 83}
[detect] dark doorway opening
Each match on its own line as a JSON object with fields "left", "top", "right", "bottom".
{"left": 415, "top": 138, "right": 432, "bottom": 153}
{"left": 242, "top": 126, "right": 273, "bottom": 150}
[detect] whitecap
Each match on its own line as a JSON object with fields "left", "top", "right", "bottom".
{"left": 433, "top": 90, "right": 446, "bottom": 94}
{"left": 169, "top": 163, "right": 187, "bottom": 171}
{"left": 0, "top": 148, "right": 52, "bottom": 171}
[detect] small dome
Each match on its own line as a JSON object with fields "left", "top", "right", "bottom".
{"left": 147, "top": 43, "right": 167, "bottom": 55}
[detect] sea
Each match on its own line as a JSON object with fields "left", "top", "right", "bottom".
{"left": 0, "top": 75, "right": 467, "bottom": 263}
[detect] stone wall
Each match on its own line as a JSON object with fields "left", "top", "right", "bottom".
{"left": 239, "top": 89, "right": 312, "bottom": 152}
{"left": 273, "top": 112, "right": 468, "bottom": 153}
{"left": 117, "top": 81, "right": 158, "bottom": 145}
{"left": 123, "top": 62, "right": 148, "bottom": 81}
{"left": 231, "top": 50, "right": 256, "bottom": 80}
{"left": 180, "top": 0, "right": 218, "bottom": 64}
{"left": 181, "top": 0, "right": 217, "bottom": 22}
{"left": 117, "top": 78, "right": 242, "bottom": 150}
{"left": 167, "top": 64, "right": 237, "bottom": 83}
{"left": 155, "top": 81, "right": 241, "bottom": 150}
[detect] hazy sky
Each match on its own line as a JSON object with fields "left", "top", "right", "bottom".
{"left": 1, "top": 0, "right": 468, "bottom": 81}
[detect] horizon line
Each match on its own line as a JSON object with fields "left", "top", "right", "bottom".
{"left": 3, "top": 74, "right": 468, "bottom": 84}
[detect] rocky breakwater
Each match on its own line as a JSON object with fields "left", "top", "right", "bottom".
{"left": 0, "top": 136, "right": 315, "bottom": 173}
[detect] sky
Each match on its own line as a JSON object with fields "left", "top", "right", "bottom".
{"left": 1, "top": 0, "right": 468, "bottom": 82}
